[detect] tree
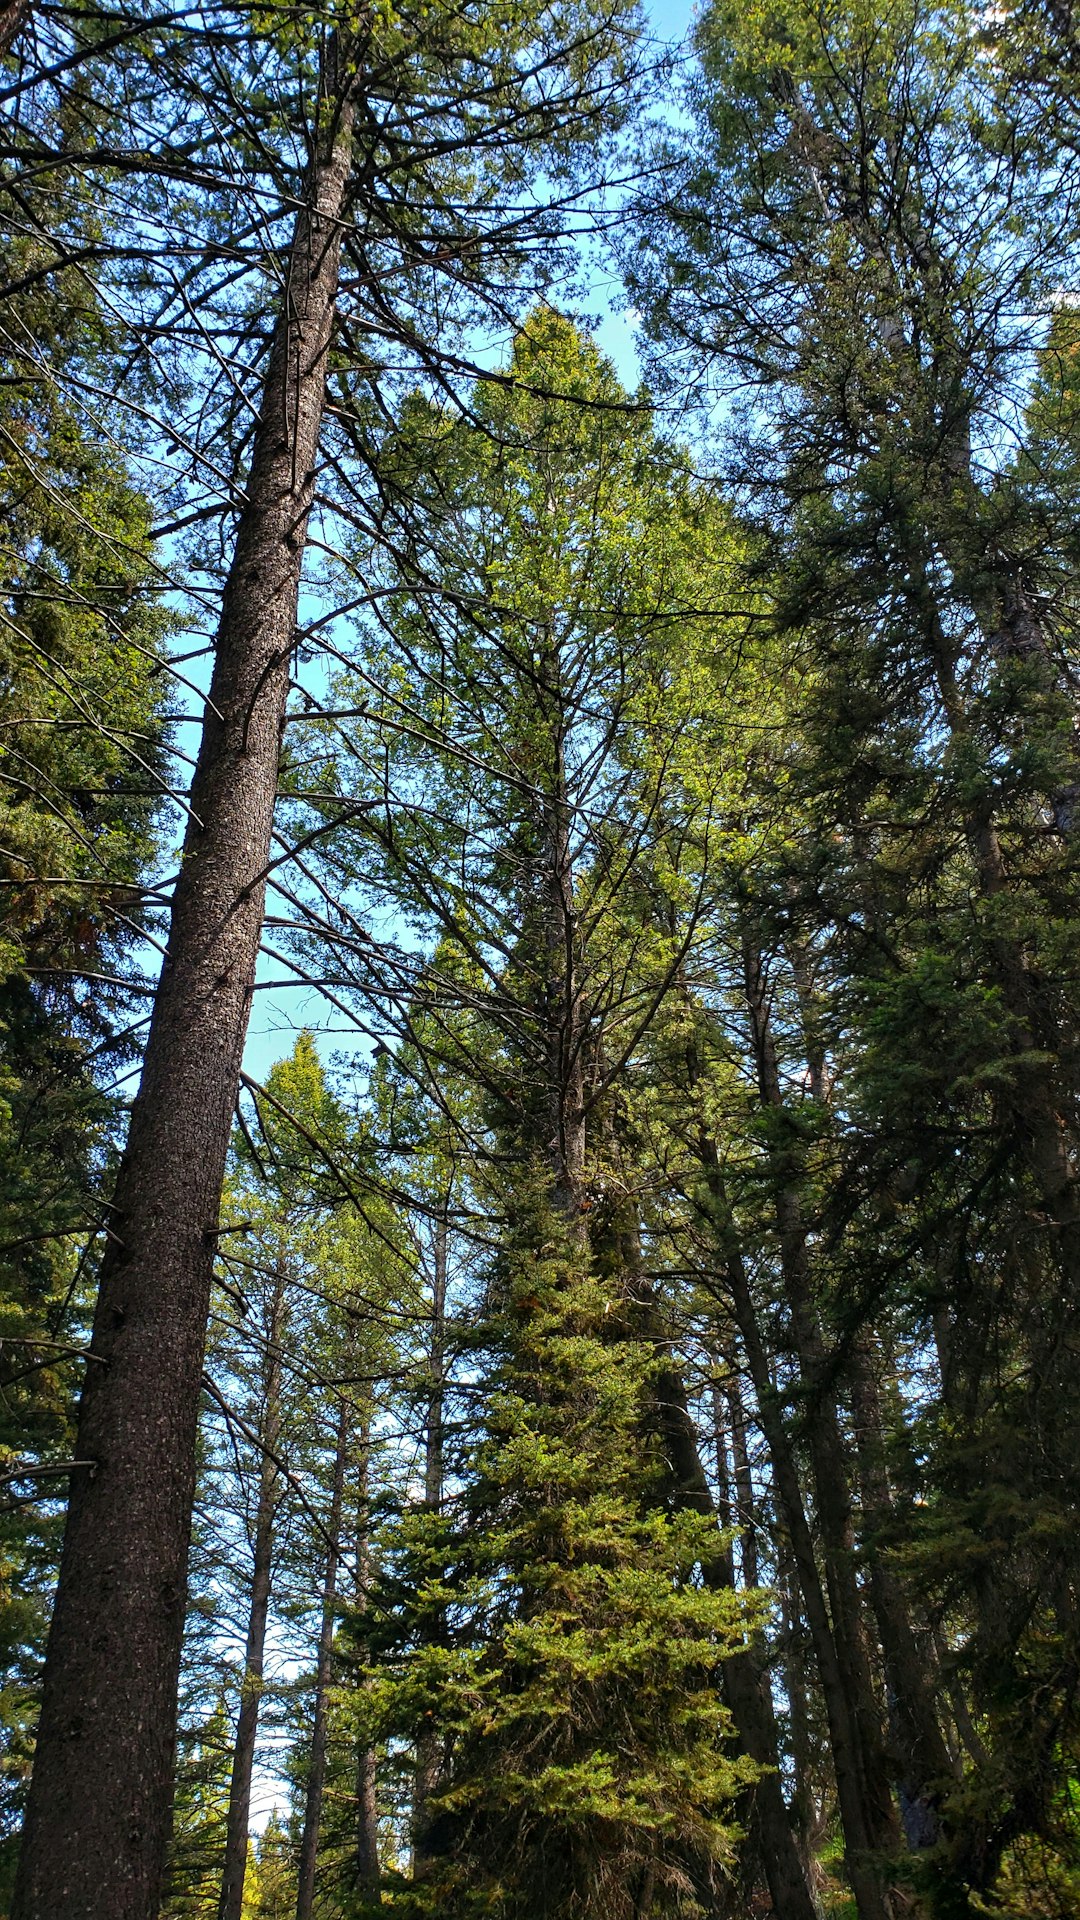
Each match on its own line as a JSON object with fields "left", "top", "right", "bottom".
{"left": 9, "top": 2, "right": 640, "bottom": 1911}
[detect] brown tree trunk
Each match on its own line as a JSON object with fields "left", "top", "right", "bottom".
{"left": 294, "top": 1397, "right": 350, "bottom": 1920}
{"left": 741, "top": 938, "right": 901, "bottom": 1883}
{"left": 0, "top": 0, "right": 29, "bottom": 52}
{"left": 628, "top": 1262, "right": 818, "bottom": 1920}
{"left": 412, "top": 1201, "right": 448, "bottom": 1877}
{"left": 779, "top": 1556, "right": 820, "bottom": 1872}
{"left": 727, "top": 1375, "right": 760, "bottom": 1590}
{"left": 12, "top": 53, "right": 357, "bottom": 1920}
{"left": 218, "top": 1268, "right": 286, "bottom": 1920}
{"left": 354, "top": 1419, "right": 381, "bottom": 1899}
{"left": 697, "top": 1139, "right": 898, "bottom": 1920}
{"left": 850, "top": 1340, "right": 956, "bottom": 1854}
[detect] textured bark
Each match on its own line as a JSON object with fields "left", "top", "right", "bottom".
{"left": 850, "top": 1341, "right": 956, "bottom": 1854}
{"left": 295, "top": 1398, "right": 350, "bottom": 1920}
{"left": 698, "top": 1138, "right": 898, "bottom": 1920}
{"left": 219, "top": 1268, "right": 286, "bottom": 1920}
{"left": 0, "top": 0, "right": 29, "bottom": 52}
{"left": 629, "top": 1266, "right": 818, "bottom": 1920}
{"left": 354, "top": 1421, "right": 381, "bottom": 1899}
{"left": 12, "top": 60, "right": 357, "bottom": 1920}
{"left": 742, "top": 939, "right": 901, "bottom": 1881}
{"left": 412, "top": 1203, "right": 448, "bottom": 1877}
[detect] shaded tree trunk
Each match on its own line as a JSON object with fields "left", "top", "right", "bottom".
{"left": 412, "top": 1200, "right": 448, "bottom": 1877}
{"left": 695, "top": 1133, "right": 899, "bottom": 1920}
{"left": 12, "top": 50, "right": 357, "bottom": 1920}
{"left": 0, "top": 0, "right": 29, "bottom": 52}
{"left": 625, "top": 1240, "right": 818, "bottom": 1920}
{"left": 850, "top": 1339, "right": 956, "bottom": 1853}
{"left": 354, "top": 1418, "right": 381, "bottom": 1899}
{"left": 741, "top": 936, "right": 902, "bottom": 1889}
{"left": 295, "top": 1397, "right": 350, "bottom": 1920}
{"left": 218, "top": 1267, "right": 286, "bottom": 1920}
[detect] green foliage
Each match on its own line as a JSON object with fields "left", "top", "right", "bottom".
{"left": 354, "top": 1180, "right": 758, "bottom": 1919}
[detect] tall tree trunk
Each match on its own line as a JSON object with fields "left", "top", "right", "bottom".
{"left": 412, "top": 1200, "right": 448, "bottom": 1876}
{"left": 294, "top": 1397, "right": 350, "bottom": 1920}
{"left": 850, "top": 1340, "right": 956, "bottom": 1853}
{"left": 354, "top": 1418, "right": 381, "bottom": 1900}
{"left": 625, "top": 1247, "right": 818, "bottom": 1920}
{"left": 741, "top": 935, "right": 901, "bottom": 1882}
{"left": 0, "top": 0, "right": 29, "bottom": 52}
{"left": 13, "top": 51, "right": 357, "bottom": 1920}
{"left": 779, "top": 1554, "right": 819, "bottom": 1873}
{"left": 696, "top": 1136, "right": 899, "bottom": 1920}
{"left": 727, "top": 1375, "right": 760, "bottom": 1590}
{"left": 218, "top": 1268, "right": 286, "bottom": 1920}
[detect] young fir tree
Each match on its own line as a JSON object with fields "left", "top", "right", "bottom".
{"left": 280, "top": 311, "right": 782, "bottom": 1916}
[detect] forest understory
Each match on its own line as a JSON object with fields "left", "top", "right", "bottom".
{"left": 2, "top": 1, "right": 1080, "bottom": 1916}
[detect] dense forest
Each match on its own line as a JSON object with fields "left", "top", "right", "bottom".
{"left": 2, "top": 1, "right": 1080, "bottom": 1916}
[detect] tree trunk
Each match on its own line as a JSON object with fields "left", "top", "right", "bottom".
{"left": 12, "top": 53, "right": 357, "bottom": 1920}
{"left": 779, "top": 1556, "right": 820, "bottom": 1872}
{"left": 741, "top": 937, "right": 901, "bottom": 1884}
{"left": 727, "top": 1375, "right": 760, "bottom": 1590}
{"left": 412, "top": 1200, "right": 448, "bottom": 1876}
{"left": 697, "top": 1138, "right": 898, "bottom": 1920}
{"left": 294, "top": 1397, "right": 350, "bottom": 1920}
{"left": 627, "top": 1256, "right": 819, "bottom": 1920}
{"left": 218, "top": 1268, "right": 286, "bottom": 1920}
{"left": 850, "top": 1340, "right": 956, "bottom": 1853}
{"left": 0, "top": 0, "right": 29, "bottom": 52}
{"left": 354, "top": 1418, "right": 381, "bottom": 1899}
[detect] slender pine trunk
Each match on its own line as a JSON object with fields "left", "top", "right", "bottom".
{"left": 627, "top": 1256, "right": 818, "bottom": 1920}
{"left": 697, "top": 1136, "right": 898, "bottom": 1920}
{"left": 218, "top": 1269, "right": 286, "bottom": 1920}
{"left": 850, "top": 1340, "right": 956, "bottom": 1853}
{"left": 412, "top": 1201, "right": 447, "bottom": 1876}
{"left": 741, "top": 936, "right": 901, "bottom": 1883}
{"left": 0, "top": 0, "right": 29, "bottom": 52}
{"left": 12, "top": 53, "right": 357, "bottom": 1919}
{"left": 354, "top": 1419, "right": 381, "bottom": 1899}
{"left": 294, "top": 1397, "right": 350, "bottom": 1920}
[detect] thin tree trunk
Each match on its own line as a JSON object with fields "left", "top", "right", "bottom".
{"left": 412, "top": 1200, "right": 448, "bottom": 1876}
{"left": 727, "top": 1375, "right": 760, "bottom": 1590}
{"left": 626, "top": 1246, "right": 818, "bottom": 1920}
{"left": 294, "top": 1397, "right": 350, "bottom": 1920}
{"left": 13, "top": 52, "right": 357, "bottom": 1920}
{"left": 0, "top": 0, "right": 29, "bottom": 52}
{"left": 697, "top": 1138, "right": 898, "bottom": 1920}
{"left": 850, "top": 1340, "right": 956, "bottom": 1853}
{"left": 219, "top": 1268, "right": 286, "bottom": 1920}
{"left": 741, "top": 936, "right": 901, "bottom": 1881}
{"left": 779, "top": 1555, "right": 819, "bottom": 1871}
{"left": 354, "top": 1418, "right": 381, "bottom": 1899}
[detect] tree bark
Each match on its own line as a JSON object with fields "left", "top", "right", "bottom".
{"left": 0, "top": 0, "right": 29, "bottom": 51}
{"left": 627, "top": 1257, "right": 818, "bottom": 1920}
{"left": 412, "top": 1200, "right": 448, "bottom": 1877}
{"left": 294, "top": 1397, "right": 350, "bottom": 1920}
{"left": 850, "top": 1340, "right": 956, "bottom": 1853}
{"left": 12, "top": 53, "right": 357, "bottom": 1920}
{"left": 741, "top": 937, "right": 901, "bottom": 1882}
{"left": 696, "top": 1136, "right": 898, "bottom": 1920}
{"left": 354, "top": 1418, "right": 381, "bottom": 1899}
{"left": 218, "top": 1267, "right": 286, "bottom": 1920}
